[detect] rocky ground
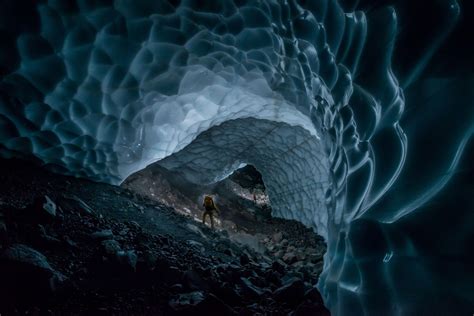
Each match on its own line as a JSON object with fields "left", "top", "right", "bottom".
{"left": 0, "top": 159, "right": 329, "bottom": 315}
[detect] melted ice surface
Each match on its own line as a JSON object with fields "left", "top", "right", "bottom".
{"left": 0, "top": 0, "right": 472, "bottom": 314}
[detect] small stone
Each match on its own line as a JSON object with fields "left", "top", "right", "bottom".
{"left": 63, "top": 235, "right": 78, "bottom": 248}
{"left": 169, "top": 291, "right": 205, "bottom": 309}
{"left": 170, "top": 283, "right": 184, "bottom": 292}
{"left": 91, "top": 229, "right": 114, "bottom": 241}
{"left": 282, "top": 252, "right": 298, "bottom": 264}
{"left": 272, "top": 232, "right": 283, "bottom": 243}
{"left": 187, "top": 240, "right": 204, "bottom": 251}
{"left": 169, "top": 291, "right": 235, "bottom": 314}
{"left": 115, "top": 250, "right": 137, "bottom": 272}
{"left": 32, "top": 195, "right": 57, "bottom": 220}
{"left": 274, "top": 250, "right": 284, "bottom": 258}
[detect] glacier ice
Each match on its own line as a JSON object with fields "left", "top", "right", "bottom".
{"left": 0, "top": 0, "right": 473, "bottom": 314}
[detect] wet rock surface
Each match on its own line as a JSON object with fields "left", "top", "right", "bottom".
{"left": 0, "top": 159, "right": 329, "bottom": 315}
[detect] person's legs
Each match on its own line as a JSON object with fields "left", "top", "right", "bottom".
{"left": 209, "top": 213, "right": 214, "bottom": 228}
{"left": 202, "top": 211, "right": 208, "bottom": 225}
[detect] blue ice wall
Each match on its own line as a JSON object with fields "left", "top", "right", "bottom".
{"left": 0, "top": 0, "right": 473, "bottom": 314}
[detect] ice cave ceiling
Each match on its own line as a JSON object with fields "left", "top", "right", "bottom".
{"left": 0, "top": 0, "right": 473, "bottom": 314}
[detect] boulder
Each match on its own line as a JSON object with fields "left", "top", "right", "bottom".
{"left": 59, "top": 195, "right": 94, "bottom": 214}
{"left": 273, "top": 277, "right": 305, "bottom": 305}
{"left": 304, "top": 286, "right": 325, "bottom": 302}
{"left": 30, "top": 195, "right": 57, "bottom": 222}
{"left": 182, "top": 270, "right": 210, "bottom": 291}
{"left": 101, "top": 239, "right": 122, "bottom": 256}
{"left": 34, "top": 224, "right": 62, "bottom": 248}
{"left": 0, "top": 244, "right": 66, "bottom": 303}
{"left": 115, "top": 250, "right": 138, "bottom": 272}
{"left": 91, "top": 229, "right": 114, "bottom": 241}
{"left": 239, "top": 277, "right": 265, "bottom": 299}
{"left": 162, "top": 266, "right": 183, "bottom": 284}
{"left": 214, "top": 283, "right": 242, "bottom": 306}
{"left": 294, "top": 300, "right": 330, "bottom": 316}
{"left": 1, "top": 243, "right": 54, "bottom": 273}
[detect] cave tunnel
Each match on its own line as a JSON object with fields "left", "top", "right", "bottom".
{"left": 0, "top": 0, "right": 473, "bottom": 315}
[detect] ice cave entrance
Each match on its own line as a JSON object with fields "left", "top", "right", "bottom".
{"left": 123, "top": 161, "right": 327, "bottom": 264}
{"left": 122, "top": 163, "right": 273, "bottom": 232}
{"left": 121, "top": 117, "right": 332, "bottom": 239}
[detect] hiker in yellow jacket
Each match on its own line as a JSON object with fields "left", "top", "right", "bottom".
{"left": 202, "top": 195, "right": 219, "bottom": 228}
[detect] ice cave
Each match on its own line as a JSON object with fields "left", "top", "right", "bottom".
{"left": 0, "top": 0, "right": 473, "bottom": 314}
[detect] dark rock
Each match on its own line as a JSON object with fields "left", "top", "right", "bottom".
{"left": 0, "top": 244, "right": 64, "bottom": 303}
{"left": 239, "top": 277, "right": 265, "bottom": 299}
{"left": 186, "top": 239, "right": 204, "bottom": 251}
{"left": 1, "top": 243, "right": 54, "bottom": 273}
{"left": 101, "top": 239, "right": 122, "bottom": 256}
{"left": 240, "top": 253, "right": 250, "bottom": 265}
{"left": 169, "top": 291, "right": 235, "bottom": 315}
{"left": 173, "top": 293, "right": 203, "bottom": 311}
{"left": 31, "top": 195, "right": 57, "bottom": 221}
{"left": 272, "top": 259, "right": 286, "bottom": 274}
{"left": 182, "top": 270, "right": 210, "bottom": 291}
{"left": 213, "top": 283, "right": 242, "bottom": 306}
{"left": 223, "top": 248, "right": 234, "bottom": 257}
{"left": 282, "top": 271, "right": 304, "bottom": 284}
{"left": 294, "top": 300, "right": 331, "bottom": 316}
{"left": 49, "top": 271, "right": 69, "bottom": 293}
{"left": 91, "top": 229, "right": 114, "bottom": 241}
{"left": 34, "top": 224, "right": 62, "bottom": 248}
{"left": 115, "top": 250, "right": 138, "bottom": 272}
{"left": 272, "top": 232, "right": 283, "bottom": 243}
{"left": 274, "top": 277, "right": 305, "bottom": 305}
{"left": 282, "top": 252, "right": 298, "bottom": 264}
{"left": 137, "top": 250, "right": 158, "bottom": 272}
{"left": 266, "top": 270, "right": 282, "bottom": 287}
{"left": 304, "top": 286, "right": 325, "bottom": 302}
{"left": 163, "top": 266, "right": 183, "bottom": 284}
{"left": 125, "top": 220, "right": 142, "bottom": 231}
{"left": 59, "top": 195, "right": 94, "bottom": 214}
{"left": 171, "top": 283, "right": 184, "bottom": 293}
{"left": 63, "top": 235, "right": 78, "bottom": 249}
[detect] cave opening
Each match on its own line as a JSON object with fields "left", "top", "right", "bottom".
{"left": 122, "top": 155, "right": 328, "bottom": 294}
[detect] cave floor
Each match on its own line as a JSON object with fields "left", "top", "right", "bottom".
{"left": 0, "top": 159, "right": 329, "bottom": 315}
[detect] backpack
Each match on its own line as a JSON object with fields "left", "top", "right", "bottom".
{"left": 204, "top": 196, "right": 214, "bottom": 209}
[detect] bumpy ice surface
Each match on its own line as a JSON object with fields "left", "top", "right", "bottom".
{"left": 0, "top": 0, "right": 473, "bottom": 314}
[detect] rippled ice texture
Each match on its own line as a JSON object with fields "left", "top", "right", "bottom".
{"left": 0, "top": 0, "right": 473, "bottom": 314}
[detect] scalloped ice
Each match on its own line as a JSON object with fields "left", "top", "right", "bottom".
{"left": 0, "top": 0, "right": 472, "bottom": 315}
